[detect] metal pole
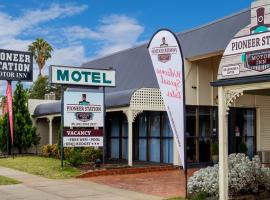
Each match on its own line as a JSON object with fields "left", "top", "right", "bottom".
{"left": 60, "top": 86, "right": 64, "bottom": 168}
{"left": 102, "top": 86, "right": 106, "bottom": 165}
{"left": 184, "top": 134, "right": 188, "bottom": 199}
{"left": 7, "top": 105, "right": 11, "bottom": 155}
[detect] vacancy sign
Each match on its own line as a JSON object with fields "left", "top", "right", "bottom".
{"left": 63, "top": 128, "right": 103, "bottom": 147}
{"left": 50, "top": 65, "right": 115, "bottom": 87}
{"left": 64, "top": 91, "right": 104, "bottom": 128}
{"left": 148, "top": 29, "right": 186, "bottom": 169}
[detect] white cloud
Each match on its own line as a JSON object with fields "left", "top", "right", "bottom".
{"left": 47, "top": 45, "right": 89, "bottom": 67}
{"left": 0, "top": 3, "right": 88, "bottom": 93}
{"left": 0, "top": 4, "right": 145, "bottom": 94}
{"left": 64, "top": 14, "right": 144, "bottom": 57}
{"left": 0, "top": 38, "right": 32, "bottom": 51}
{"left": 0, "top": 4, "right": 87, "bottom": 39}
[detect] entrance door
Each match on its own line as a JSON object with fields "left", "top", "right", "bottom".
{"left": 228, "top": 108, "right": 256, "bottom": 158}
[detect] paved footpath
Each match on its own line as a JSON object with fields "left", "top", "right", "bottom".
{"left": 0, "top": 166, "right": 162, "bottom": 200}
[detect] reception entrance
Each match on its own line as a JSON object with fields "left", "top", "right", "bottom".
{"left": 211, "top": 1, "right": 270, "bottom": 198}
{"left": 228, "top": 108, "right": 256, "bottom": 159}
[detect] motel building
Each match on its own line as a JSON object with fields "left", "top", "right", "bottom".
{"left": 30, "top": 0, "right": 270, "bottom": 178}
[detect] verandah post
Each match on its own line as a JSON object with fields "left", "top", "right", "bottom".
{"left": 218, "top": 86, "right": 229, "bottom": 200}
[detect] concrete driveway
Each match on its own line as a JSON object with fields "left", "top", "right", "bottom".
{"left": 0, "top": 166, "right": 162, "bottom": 200}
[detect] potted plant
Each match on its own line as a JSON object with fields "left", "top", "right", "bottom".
{"left": 239, "top": 142, "right": 248, "bottom": 154}
{"left": 211, "top": 141, "right": 219, "bottom": 164}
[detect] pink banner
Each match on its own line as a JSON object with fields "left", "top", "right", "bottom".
{"left": 6, "top": 82, "right": 13, "bottom": 145}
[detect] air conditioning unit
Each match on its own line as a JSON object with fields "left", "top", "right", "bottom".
{"left": 45, "top": 92, "right": 56, "bottom": 100}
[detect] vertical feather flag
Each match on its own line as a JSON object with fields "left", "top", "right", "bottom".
{"left": 6, "top": 81, "right": 13, "bottom": 145}
{"left": 148, "top": 29, "right": 186, "bottom": 169}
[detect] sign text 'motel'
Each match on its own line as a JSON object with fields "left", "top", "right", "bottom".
{"left": 0, "top": 49, "right": 33, "bottom": 81}
{"left": 50, "top": 65, "right": 115, "bottom": 87}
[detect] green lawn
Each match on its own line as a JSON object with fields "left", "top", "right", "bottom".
{"left": 0, "top": 175, "right": 21, "bottom": 185}
{"left": 0, "top": 156, "right": 81, "bottom": 179}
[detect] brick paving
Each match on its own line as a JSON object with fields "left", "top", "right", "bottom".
{"left": 85, "top": 169, "right": 197, "bottom": 199}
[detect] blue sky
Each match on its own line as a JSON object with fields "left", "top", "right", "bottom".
{"left": 0, "top": 0, "right": 253, "bottom": 90}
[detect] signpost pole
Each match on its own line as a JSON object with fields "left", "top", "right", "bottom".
{"left": 60, "top": 86, "right": 64, "bottom": 168}
{"left": 6, "top": 104, "right": 11, "bottom": 155}
{"left": 102, "top": 86, "right": 106, "bottom": 165}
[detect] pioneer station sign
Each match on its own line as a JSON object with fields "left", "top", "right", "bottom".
{"left": 223, "top": 32, "right": 270, "bottom": 56}
{"left": 64, "top": 91, "right": 103, "bottom": 128}
{"left": 0, "top": 49, "right": 33, "bottom": 81}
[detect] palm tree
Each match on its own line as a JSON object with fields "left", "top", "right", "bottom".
{"left": 28, "top": 38, "right": 53, "bottom": 76}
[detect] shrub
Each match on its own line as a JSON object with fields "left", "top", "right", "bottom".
{"left": 41, "top": 144, "right": 59, "bottom": 158}
{"left": 191, "top": 192, "right": 208, "bottom": 200}
{"left": 82, "top": 147, "right": 103, "bottom": 163}
{"left": 50, "top": 144, "right": 59, "bottom": 158}
{"left": 41, "top": 144, "right": 52, "bottom": 157}
{"left": 188, "top": 153, "right": 270, "bottom": 197}
{"left": 228, "top": 154, "right": 257, "bottom": 195}
{"left": 188, "top": 165, "right": 219, "bottom": 196}
{"left": 64, "top": 147, "right": 72, "bottom": 159}
{"left": 66, "top": 148, "right": 83, "bottom": 166}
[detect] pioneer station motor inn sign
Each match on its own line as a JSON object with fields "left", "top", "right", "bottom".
{"left": 50, "top": 65, "right": 115, "bottom": 87}
{"left": 218, "top": 6, "right": 270, "bottom": 79}
{"left": 0, "top": 49, "right": 33, "bottom": 81}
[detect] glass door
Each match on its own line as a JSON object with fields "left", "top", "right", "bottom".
{"left": 228, "top": 108, "right": 256, "bottom": 159}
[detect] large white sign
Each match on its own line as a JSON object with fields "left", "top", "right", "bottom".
{"left": 50, "top": 65, "right": 115, "bottom": 87}
{"left": 64, "top": 91, "right": 104, "bottom": 127}
{"left": 223, "top": 31, "right": 270, "bottom": 56}
{"left": 148, "top": 29, "right": 186, "bottom": 169}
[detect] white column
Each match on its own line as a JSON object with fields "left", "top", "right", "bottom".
{"left": 218, "top": 87, "right": 228, "bottom": 200}
{"left": 32, "top": 118, "right": 37, "bottom": 126}
{"left": 127, "top": 110, "right": 133, "bottom": 167}
{"left": 47, "top": 116, "right": 54, "bottom": 145}
{"left": 173, "top": 137, "right": 180, "bottom": 166}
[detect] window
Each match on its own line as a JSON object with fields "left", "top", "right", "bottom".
{"left": 106, "top": 112, "right": 128, "bottom": 160}
{"left": 186, "top": 106, "right": 218, "bottom": 163}
{"left": 134, "top": 112, "right": 173, "bottom": 164}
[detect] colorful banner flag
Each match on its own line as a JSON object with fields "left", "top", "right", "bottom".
{"left": 6, "top": 81, "right": 13, "bottom": 145}
{"left": 148, "top": 29, "right": 186, "bottom": 169}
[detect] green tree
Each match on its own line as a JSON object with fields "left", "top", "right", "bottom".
{"left": 13, "top": 82, "right": 39, "bottom": 153}
{"left": 28, "top": 75, "right": 62, "bottom": 100}
{"left": 28, "top": 76, "right": 49, "bottom": 99}
{"left": 28, "top": 38, "right": 53, "bottom": 76}
{"left": 0, "top": 114, "right": 8, "bottom": 152}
